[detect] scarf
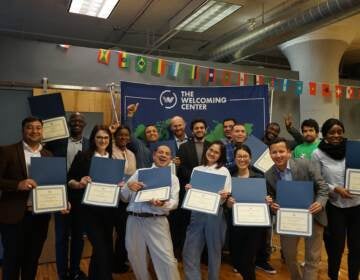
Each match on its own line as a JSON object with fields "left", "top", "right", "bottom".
{"left": 318, "top": 138, "right": 346, "bottom": 160}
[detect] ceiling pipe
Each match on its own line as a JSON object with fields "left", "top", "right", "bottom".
{"left": 208, "top": 0, "right": 360, "bottom": 63}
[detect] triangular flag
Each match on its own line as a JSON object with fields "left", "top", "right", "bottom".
{"left": 238, "top": 72, "right": 248, "bottom": 86}
{"left": 335, "top": 85, "right": 343, "bottom": 98}
{"left": 118, "top": 51, "right": 130, "bottom": 68}
{"left": 135, "top": 56, "right": 147, "bottom": 73}
{"left": 295, "top": 81, "right": 303, "bottom": 95}
{"left": 152, "top": 59, "right": 166, "bottom": 76}
{"left": 322, "top": 83, "right": 331, "bottom": 97}
{"left": 168, "top": 62, "right": 180, "bottom": 78}
{"left": 222, "top": 71, "right": 232, "bottom": 86}
{"left": 309, "top": 81, "right": 317, "bottom": 95}
{"left": 346, "top": 86, "right": 354, "bottom": 99}
{"left": 206, "top": 68, "right": 216, "bottom": 82}
{"left": 256, "top": 75, "right": 264, "bottom": 85}
{"left": 281, "top": 79, "right": 288, "bottom": 92}
{"left": 97, "top": 49, "right": 111, "bottom": 65}
{"left": 190, "top": 65, "right": 200, "bottom": 80}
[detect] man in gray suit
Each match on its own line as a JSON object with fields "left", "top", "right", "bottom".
{"left": 266, "top": 137, "right": 329, "bottom": 280}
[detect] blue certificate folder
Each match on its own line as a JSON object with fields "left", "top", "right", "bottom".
{"left": 231, "top": 178, "right": 267, "bottom": 203}
{"left": 276, "top": 180, "right": 314, "bottom": 209}
{"left": 190, "top": 170, "right": 226, "bottom": 193}
{"left": 346, "top": 140, "right": 360, "bottom": 169}
{"left": 89, "top": 157, "right": 125, "bottom": 184}
{"left": 138, "top": 166, "right": 172, "bottom": 189}
{"left": 30, "top": 157, "right": 66, "bottom": 185}
{"left": 149, "top": 140, "right": 177, "bottom": 157}
{"left": 28, "top": 92, "right": 65, "bottom": 119}
{"left": 244, "top": 135, "right": 268, "bottom": 164}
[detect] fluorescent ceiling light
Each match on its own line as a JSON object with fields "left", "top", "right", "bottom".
{"left": 69, "top": 0, "right": 119, "bottom": 19}
{"left": 175, "top": 0, "right": 241, "bottom": 32}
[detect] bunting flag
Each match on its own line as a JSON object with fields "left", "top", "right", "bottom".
{"left": 135, "top": 56, "right": 147, "bottom": 73}
{"left": 118, "top": 51, "right": 130, "bottom": 68}
{"left": 190, "top": 65, "right": 200, "bottom": 80}
{"left": 295, "top": 81, "right": 303, "bottom": 95}
{"left": 335, "top": 85, "right": 343, "bottom": 98}
{"left": 238, "top": 72, "right": 248, "bottom": 86}
{"left": 256, "top": 75, "right": 264, "bottom": 85}
{"left": 222, "top": 71, "right": 231, "bottom": 86}
{"left": 168, "top": 62, "right": 180, "bottom": 78}
{"left": 97, "top": 49, "right": 111, "bottom": 65}
{"left": 322, "top": 83, "right": 331, "bottom": 97}
{"left": 346, "top": 86, "right": 354, "bottom": 99}
{"left": 281, "top": 79, "right": 288, "bottom": 92}
{"left": 309, "top": 81, "right": 317, "bottom": 95}
{"left": 206, "top": 68, "right": 216, "bottom": 82}
{"left": 152, "top": 59, "right": 166, "bottom": 76}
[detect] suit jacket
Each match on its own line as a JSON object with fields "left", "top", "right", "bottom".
{"left": 45, "top": 137, "right": 90, "bottom": 157}
{"left": 0, "top": 142, "right": 52, "bottom": 224}
{"left": 177, "top": 139, "right": 210, "bottom": 189}
{"left": 265, "top": 158, "right": 329, "bottom": 226}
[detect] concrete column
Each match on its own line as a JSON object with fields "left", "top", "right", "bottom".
{"left": 280, "top": 17, "right": 357, "bottom": 126}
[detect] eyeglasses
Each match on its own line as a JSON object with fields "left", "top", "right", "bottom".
{"left": 95, "top": 136, "right": 109, "bottom": 140}
{"left": 236, "top": 155, "right": 250, "bottom": 159}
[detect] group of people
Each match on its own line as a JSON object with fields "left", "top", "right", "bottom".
{"left": 0, "top": 103, "right": 359, "bottom": 280}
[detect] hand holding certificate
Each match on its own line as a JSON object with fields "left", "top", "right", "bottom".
{"left": 182, "top": 170, "right": 226, "bottom": 215}
{"left": 346, "top": 169, "right": 360, "bottom": 195}
{"left": 82, "top": 157, "right": 125, "bottom": 207}
{"left": 30, "top": 157, "right": 68, "bottom": 214}
{"left": 134, "top": 167, "right": 172, "bottom": 202}
{"left": 345, "top": 141, "right": 360, "bottom": 195}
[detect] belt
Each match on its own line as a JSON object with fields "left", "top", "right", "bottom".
{"left": 128, "top": 211, "right": 166, "bottom": 218}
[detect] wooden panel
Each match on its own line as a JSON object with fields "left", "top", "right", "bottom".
{"left": 33, "top": 88, "right": 120, "bottom": 125}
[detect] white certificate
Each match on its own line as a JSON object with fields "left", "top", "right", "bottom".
{"left": 233, "top": 203, "right": 271, "bottom": 226}
{"left": 42, "top": 116, "right": 70, "bottom": 142}
{"left": 82, "top": 182, "right": 119, "bottom": 207}
{"left": 254, "top": 149, "right": 273, "bottom": 173}
{"left": 32, "top": 185, "right": 67, "bottom": 214}
{"left": 134, "top": 186, "right": 170, "bottom": 202}
{"left": 182, "top": 188, "right": 220, "bottom": 215}
{"left": 346, "top": 168, "right": 360, "bottom": 195}
{"left": 276, "top": 208, "right": 312, "bottom": 236}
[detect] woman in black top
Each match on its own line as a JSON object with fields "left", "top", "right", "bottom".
{"left": 68, "top": 125, "right": 114, "bottom": 280}
{"left": 226, "top": 144, "right": 265, "bottom": 280}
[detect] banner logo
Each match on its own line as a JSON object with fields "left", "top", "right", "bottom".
{"left": 160, "top": 90, "right": 177, "bottom": 109}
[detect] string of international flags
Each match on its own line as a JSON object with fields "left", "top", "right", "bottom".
{"left": 98, "top": 49, "right": 360, "bottom": 100}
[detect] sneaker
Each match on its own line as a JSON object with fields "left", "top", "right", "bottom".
{"left": 70, "top": 271, "right": 88, "bottom": 280}
{"left": 255, "top": 262, "right": 277, "bottom": 274}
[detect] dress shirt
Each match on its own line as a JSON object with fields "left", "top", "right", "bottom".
{"left": 174, "top": 135, "right": 188, "bottom": 149}
{"left": 312, "top": 148, "right": 360, "bottom": 208}
{"left": 275, "top": 161, "right": 293, "bottom": 181}
{"left": 120, "top": 164, "right": 179, "bottom": 215}
{"left": 67, "top": 137, "right": 84, "bottom": 171}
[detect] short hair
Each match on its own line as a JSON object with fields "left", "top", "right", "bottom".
{"left": 114, "top": 125, "right": 131, "bottom": 137}
{"left": 321, "top": 118, "right": 345, "bottom": 136}
{"left": 232, "top": 123, "right": 246, "bottom": 130}
{"left": 266, "top": 122, "right": 280, "bottom": 130}
{"left": 22, "top": 116, "right": 43, "bottom": 129}
{"left": 269, "top": 137, "right": 290, "bottom": 150}
{"left": 301, "top": 119, "right": 319, "bottom": 133}
{"left": 145, "top": 124, "right": 158, "bottom": 132}
{"left": 190, "top": 118, "right": 208, "bottom": 131}
{"left": 222, "top": 118, "right": 237, "bottom": 125}
{"left": 201, "top": 140, "right": 226, "bottom": 169}
{"left": 234, "top": 144, "right": 252, "bottom": 158}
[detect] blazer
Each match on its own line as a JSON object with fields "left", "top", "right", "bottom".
{"left": 265, "top": 158, "right": 329, "bottom": 226}
{"left": 0, "top": 142, "right": 52, "bottom": 224}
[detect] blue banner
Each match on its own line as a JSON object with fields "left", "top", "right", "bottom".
{"left": 120, "top": 82, "right": 269, "bottom": 140}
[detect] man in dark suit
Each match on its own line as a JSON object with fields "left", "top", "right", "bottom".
{"left": 0, "top": 116, "right": 52, "bottom": 280}
{"left": 266, "top": 137, "right": 329, "bottom": 280}
{"left": 46, "top": 112, "right": 89, "bottom": 280}
{"left": 170, "top": 118, "right": 210, "bottom": 258}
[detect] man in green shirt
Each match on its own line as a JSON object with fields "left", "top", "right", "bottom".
{"left": 293, "top": 119, "right": 320, "bottom": 159}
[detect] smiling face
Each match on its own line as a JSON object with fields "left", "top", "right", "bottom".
{"left": 235, "top": 148, "right": 251, "bottom": 171}
{"left": 68, "top": 113, "right": 86, "bottom": 138}
{"left": 94, "top": 130, "right": 110, "bottom": 154}
{"left": 269, "top": 141, "right": 291, "bottom": 171}
{"left": 22, "top": 120, "right": 43, "bottom": 146}
{"left": 145, "top": 125, "right": 159, "bottom": 143}
{"left": 192, "top": 122, "right": 206, "bottom": 141}
{"left": 153, "top": 145, "right": 172, "bottom": 167}
{"left": 170, "top": 116, "right": 186, "bottom": 138}
{"left": 231, "top": 124, "right": 247, "bottom": 144}
{"left": 325, "top": 124, "right": 344, "bottom": 145}
{"left": 205, "top": 143, "right": 221, "bottom": 166}
{"left": 115, "top": 128, "right": 130, "bottom": 149}
{"left": 265, "top": 123, "right": 280, "bottom": 141}
{"left": 223, "top": 120, "right": 235, "bottom": 139}
{"left": 302, "top": 126, "right": 318, "bottom": 143}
